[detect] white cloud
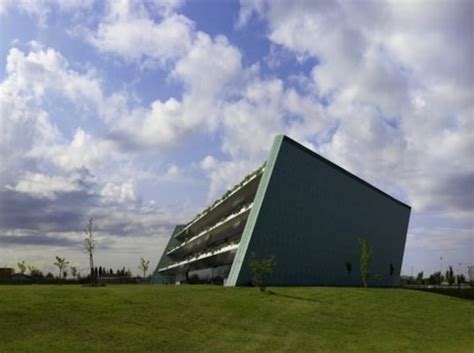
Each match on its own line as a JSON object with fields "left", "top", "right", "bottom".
{"left": 171, "top": 32, "right": 243, "bottom": 131}
{"left": 0, "top": 0, "right": 95, "bottom": 26}
{"left": 164, "top": 164, "right": 180, "bottom": 178}
{"left": 114, "top": 31, "right": 243, "bottom": 148}
{"left": 0, "top": 45, "right": 130, "bottom": 180}
{"left": 0, "top": 37, "right": 202, "bottom": 273}
{"left": 6, "top": 172, "right": 82, "bottom": 199}
{"left": 30, "top": 129, "right": 118, "bottom": 172}
{"left": 101, "top": 181, "right": 137, "bottom": 204}
{"left": 236, "top": 0, "right": 266, "bottom": 28}
{"left": 173, "top": 33, "right": 242, "bottom": 98}
{"left": 72, "top": 1, "right": 245, "bottom": 150}
{"left": 221, "top": 78, "right": 285, "bottom": 160}
{"left": 4, "top": 45, "right": 104, "bottom": 111}
{"left": 112, "top": 97, "right": 181, "bottom": 147}
{"left": 408, "top": 226, "right": 473, "bottom": 253}
{"left": 200, "top": 155, "right": 218, "bottom": 171}
{"left": 146, "top": 0, "right": 186, "bottom": 17}
{"left": 85, "top": 0, "right": 193, "bottom": 65}
{"left": 0, "top": 48, "right": 63, "bottom": 184}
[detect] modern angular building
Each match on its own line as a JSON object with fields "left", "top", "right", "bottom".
{"left": 152, "top": 135, "right": 411, "bottom": 287}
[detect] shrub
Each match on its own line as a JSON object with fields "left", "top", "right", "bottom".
{"left": 345, "top": 261, "right": 352, "bottom": 276}
{"left": 249, "top": 253, "right": 276, "bottom": 292}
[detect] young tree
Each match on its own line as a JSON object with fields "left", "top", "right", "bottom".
{"left": 389, "top": 263, "right": 395, "bottom": 284}
{"left": 468, "top": 265, "right": 474, "bottom": 284}
{"left": 138, "top": 258, "right": 150, "bottom": 282}
{"left": 17, "top": 260, "right": 26, "bottom": 274}
{"left": 27, "top": 265, "right": 35, "bottom": 276}
{"left": 70, "top": 266, "right": 78, "bottom": 279}
{"left": 416, "top": 271, "right": 424, "bottom": 284}
{"left": 27, "top": 265, "right": 43, "bottom": 278}
{"left": 446, "top": 266, "right": 455, "bottom": 285}
{"left": 249, "top": 253, "right": 276, "bottom": 292}
{"left": 358, "top": 238, "right": 372, "bottom": 288}
{"left": 53, "top": 256, "right": 69, "bottom": 280}
{"left": 83, "top": 218, "right": 97, "bottom": 284}
{"left": 428, "top": 271, "right": 443, "bottom": 285}
{"left": 45, "top": 272, "right": 54, "bottom": 279}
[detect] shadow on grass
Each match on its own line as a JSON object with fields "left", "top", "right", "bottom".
{"left": 266, "top": 290, "right": 326, "bottom": 304}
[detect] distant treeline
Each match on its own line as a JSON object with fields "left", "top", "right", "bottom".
{"left": 0, "top": 266, "right": 149, "bottom": 285}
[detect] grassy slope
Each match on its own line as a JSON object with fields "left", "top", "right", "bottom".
{"left": 0, "top": 285, "right": 472, "bottom": 353}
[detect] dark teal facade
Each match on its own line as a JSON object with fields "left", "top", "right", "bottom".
{"left": 153, "top": 135, "right": 411, "bottom": 287}
{"left": 227, "top": 135, "right": 410, "bottom": 286}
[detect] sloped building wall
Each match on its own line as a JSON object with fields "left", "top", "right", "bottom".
{"left": 151, "top": 225, "right": 185, "bottom": 284}
{"left": 231, "top": 135, "right": 411, "bottom": 287}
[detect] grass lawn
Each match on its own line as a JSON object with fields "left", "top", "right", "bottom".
{"left": 0, "top": 285, "right": 472, "bottom": 353}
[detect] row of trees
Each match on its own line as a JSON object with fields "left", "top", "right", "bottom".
{"left": 14, "top": 219, "right": 152, "bottom": 284}
{"left": 82, "top": 219, "right": 150, "bottom": 284}
{"left": 82, "top": 219, "right": 150, "bottom": 283}
{"left": 406, "top": 267, "right": 468, "bottom": 286}
{"left": 16, "top": 258, "right": 150, "bottom": 283}
{"left": 17, "top": 258, "right": 76, "bottom": 280}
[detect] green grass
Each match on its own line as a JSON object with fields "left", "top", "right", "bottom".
{"left": 0, "top": 285, "right": 472, "bottom": 353}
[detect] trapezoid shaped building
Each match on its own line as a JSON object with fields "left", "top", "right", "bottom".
{"left": 152, "top": 135, "right": 411, "bottom": 287}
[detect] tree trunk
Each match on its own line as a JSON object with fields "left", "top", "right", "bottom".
{"left": 89, "top": 253, "right": 94, "bottom": 284}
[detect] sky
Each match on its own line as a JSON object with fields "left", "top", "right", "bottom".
{"left": 0, "top": 0, "right": 472, "bottom": 277}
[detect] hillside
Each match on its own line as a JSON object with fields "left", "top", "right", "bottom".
{"left": 0, "top": 285, "right": 472, "bottom": 353}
